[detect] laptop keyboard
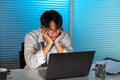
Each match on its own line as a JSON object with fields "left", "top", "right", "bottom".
{"left": 38, "top": 69, "right": 47, "bottom": 79}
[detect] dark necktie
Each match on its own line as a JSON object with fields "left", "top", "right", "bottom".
{"left": 41, "top": 42, "right": 44, "bottom": 48}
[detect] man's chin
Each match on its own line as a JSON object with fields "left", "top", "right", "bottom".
{"left": 51, "top": 38, "right": 56, "bottom": 41}
{"left": 52, "top": 39, "right": 55, "bottom": 41}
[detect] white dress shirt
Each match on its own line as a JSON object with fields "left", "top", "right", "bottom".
{"left": 24, "top": 29, "right": 73, "bottom": 69}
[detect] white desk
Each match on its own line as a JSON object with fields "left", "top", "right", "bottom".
{"left": 8, "top": 68, "right": 120, "bottom": 80}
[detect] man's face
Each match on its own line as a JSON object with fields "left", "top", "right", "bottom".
{"left": 47, "top": 21, "right": 61, "bottom": 41}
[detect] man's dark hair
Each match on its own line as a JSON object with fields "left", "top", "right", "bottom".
{"left": 40, "top": 10, "right": 63, "bottom": 29}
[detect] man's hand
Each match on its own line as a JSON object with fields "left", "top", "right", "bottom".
{"left": 54, "top": 28, "right": 64, "bottom": 53}
{"left": 41, "top": 27, "right": 53, "bottom": 56}
{"left": 41, "top": 27, "right": 53, "bottom": 45}
{"left": 54, "top": 28, "right": 64, "bottom": 44}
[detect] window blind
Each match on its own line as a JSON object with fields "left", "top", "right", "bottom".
{"left": 0, "top": 0, "right": 70, "bottom": 69}
{"left": 74, "top": 0, "right": 120, "bottom": 62}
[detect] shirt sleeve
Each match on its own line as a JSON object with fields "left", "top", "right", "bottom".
{"left": 60, "top": 34, "right": 73, "bottom": 53}
{"left": 24, "top": 34, "right": 46, "bottom": 69}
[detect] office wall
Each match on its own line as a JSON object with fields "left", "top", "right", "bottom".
{"left": 0, "top": 0, "right": 70, "bottom": 68}
{"left": 74, "top": 0, "right": 120, "bottom": 62}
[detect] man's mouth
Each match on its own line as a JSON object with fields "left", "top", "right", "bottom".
{"left": 50, "top": 36, "right": 56, "bottom": 40}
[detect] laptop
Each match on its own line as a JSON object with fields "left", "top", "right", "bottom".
{"left": 39, "top": 51, "right": 95, "bottom": 80}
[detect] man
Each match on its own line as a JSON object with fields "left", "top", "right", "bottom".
{"left": 24, "top": 10, "right": 73, "bottom": 69}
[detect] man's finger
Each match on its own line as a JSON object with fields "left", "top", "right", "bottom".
{"left": 41, "top": 27, "right": 45, "bottom": 33}
{"left": 42, "top": 28, "right": 48, "bottom": 34}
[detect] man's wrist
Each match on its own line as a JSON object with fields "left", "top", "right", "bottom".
{"left": 47, "top": 42, "right": 53, "bottom": 47}
{"left": 54, "top": 41, "right": 59, "bottom": 45}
